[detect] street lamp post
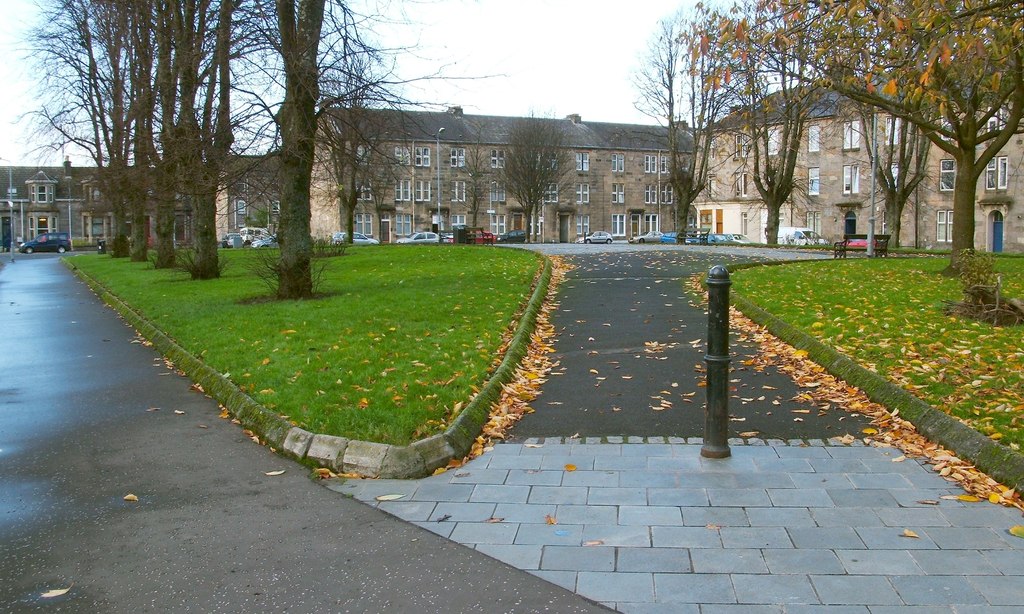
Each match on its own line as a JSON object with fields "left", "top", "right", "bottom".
{"left": 436, "top": 127, "right": 444, "bottom": 241}
{"left": 7, "top": 200, "right": 13, "bottom": 262}
{"left": 66, "top": 175, "right": 73, "bottom": 245}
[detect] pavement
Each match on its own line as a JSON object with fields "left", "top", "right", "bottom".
{"left": 4, "top": 246, "right": 1023, "bottom": 613}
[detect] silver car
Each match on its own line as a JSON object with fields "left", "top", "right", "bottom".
{"left": 396, "top": 231, "right": 440, "bottom": 244}
{"left": 332, "top": 231, "right": 380, "bottom": 245}
{"left": 577, "top": 231, "right": 614, "bottom": 244}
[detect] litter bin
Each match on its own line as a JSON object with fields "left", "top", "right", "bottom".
{"left": 453, "top": 226, "right": 468, "bottom": 245}
{"left": 97, "top": 240, "right": 106, "bottom": 254}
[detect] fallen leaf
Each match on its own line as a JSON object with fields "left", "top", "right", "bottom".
{"left": 485, "top": 517, "right": 504, "bottom": 523}
{"left": 123, "top": 494, "right": 138, "bottom": 502}
{"left": 957, "top": 494, "right": 981, "bottom": 502}
{"left": 40, "top": 586, "right": 72, "bottom": 599}
{"left": 862, "top": 427, "right": 878, "bottom": 435}
{"left": 375, "top": 494, "right": 405, "bottom": 501}
{"left": 436, "top": 514, "right": 451, "bottom": 522}
{"left": 524, "top": 443, "right": 544, "bottom": 448}
{"left": 545, "top": 514, "right": 557, "bottom": 525}
{"left": 705, "top": 523, "right": 721, "bottom": 530}
{"left": 583, "top": 540, "right": 604, "bottom": 546}
{"left": 989, "top": 493, "right": 1002, "bottom": 504}
{"left": 264, "top": 470, "right": 286, "bottom": 476}
{"left": 902, "top": 529, "right": 920, "bottom": 538}
{"left": 1009, "top": 525, "right": 1024, "bottom": 539}
{"left": 564, "top": 464, "right": 577, "bottom": 472}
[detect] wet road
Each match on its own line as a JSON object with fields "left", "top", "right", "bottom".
{"left": 0, "top": 254, "right": 607, "bottom": 613}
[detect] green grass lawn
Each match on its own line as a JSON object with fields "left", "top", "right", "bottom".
{"left": 71, "top": 246, "right": 541, "bottom": 446}
{"left": 733, "top": 256, "right": 1024, "bottom": 450}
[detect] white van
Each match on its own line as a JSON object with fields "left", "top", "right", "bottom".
{"left": 238, "top": 227, "right": 270, "bottom": 245}
{"left": 777, "top": 227, "right": 828, "bottom": 245}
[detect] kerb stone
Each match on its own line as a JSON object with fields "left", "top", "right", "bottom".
{"left": 306, "top": 434, "right": 349, "bottom": 471}
{"left": 281, "top": 428, "right": 314, "bottom": 459}
{"left": 342, "top": 440, "right": 392, "bottom": 478}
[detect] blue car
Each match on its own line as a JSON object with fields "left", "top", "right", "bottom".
{"left": 659, "top": 231, "right": 678, "bottom": 244}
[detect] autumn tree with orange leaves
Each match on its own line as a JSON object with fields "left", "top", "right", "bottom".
{"left": 779, "top": 0, "right": 1024, "bottom": 270}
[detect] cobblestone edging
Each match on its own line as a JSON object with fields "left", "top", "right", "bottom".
{"left": 510, "top": 436, "right": 873, "bottom": 447}
{"left": 65, "top": 257, "right": 553, "bottom": 479}
{"left": 727, "top": 265, "right": 1024, "bottom": 494}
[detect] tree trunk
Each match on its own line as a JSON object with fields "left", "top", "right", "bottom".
{"left": 948, "top": 151, "right": 978, "bottom": 273}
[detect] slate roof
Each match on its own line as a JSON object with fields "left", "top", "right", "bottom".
{"left": 3, "top": 165, "right": 93, "bottom": 202}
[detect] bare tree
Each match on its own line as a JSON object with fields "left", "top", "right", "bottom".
{"left": 501, "top": 118, "right": 572, "bottom": 243}
{"left": 635, "top": 8, "right": 734, "bottom": 237}
{"left": 721, "top": 0, "right": 822, "bottom": 245}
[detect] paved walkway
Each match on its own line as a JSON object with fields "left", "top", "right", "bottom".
{"left": 335, "top": 437, "right": 1024, "bottom": 613}
{"left": 335, "top": 246, "right": 1024, "bottom": 612}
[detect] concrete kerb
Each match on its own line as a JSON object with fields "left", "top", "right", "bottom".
{"left": 64, "top": 255, "right": 553, "bottom": 479}
{"left": 724, "top": 261, "right": 1024, "bottom": 494}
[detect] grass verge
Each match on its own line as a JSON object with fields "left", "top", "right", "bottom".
{"left": 69, "top": 246, "right": 542, "bottom": 446}
{"left": 732, "top": 256, "right": 1024, "bottom": 451}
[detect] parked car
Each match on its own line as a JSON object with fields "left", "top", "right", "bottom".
{"left": 396, "top": 231, "right": 440, "bottom": 244}
{"left": 577, "top": 231, "right": 614, "bottom": 244}
{"left": 238, "top": 226, "right": 270, "bottom": 246}
{"left": 777, "top": 227, "right": 828, "bottom": 245}
{"left": 19, "top": 232, "right": 71, "bottom": 254}
{"left": 683, "top": 228, "right": 711, "bottom": 245}
{"left": 220, "top": 233, "right": 243, "bottom": 248}
{"left": 251, "top": 235, "right": 278, "bottom": 248}
{"left": 498, "top": 229, "right": 527, "bottom": 243}
{"left": 659, "top": 231, "right": 679, "bottom": 244}
{"left": 441, "top": 232, "right": 454, "bottom": 244}
{"left": 727, "top": 234, "right": 753, "bottom": 244}
{"left": 331, "top": 231, "right": 380, "bottom": 245}
{"left": 629, "top": 230, "right": 663, "bottom": 244}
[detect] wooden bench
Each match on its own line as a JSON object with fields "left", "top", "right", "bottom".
{"left": 465, "top": 228, "right": 496, "bottom": 245}
{"left": 834, "top": 234, "right": 890, "bottom": 258}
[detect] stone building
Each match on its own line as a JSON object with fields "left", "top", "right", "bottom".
{"left": 694, "top": 95, "right": 1022, "bottom": 253}
{"left": 308, "top": 107, "right": 675, "bottom": 243}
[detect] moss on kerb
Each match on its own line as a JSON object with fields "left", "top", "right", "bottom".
{"left": 726, "top": 267, "right": 1024, "bottom": 494}
{"left": 65, "top": 254, "right": 553, "bottom": 479}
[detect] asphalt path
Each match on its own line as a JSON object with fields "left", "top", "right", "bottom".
{"left": 0, "top": 254, "right": 608, "bottom": 613}
{"left": 508, "top": 246, "right": 871, "bottom": 441}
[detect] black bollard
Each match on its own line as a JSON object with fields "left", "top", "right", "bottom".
{"left": 702, "top": 265, "right": 732, "bottom": 459}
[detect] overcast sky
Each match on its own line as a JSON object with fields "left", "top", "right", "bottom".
{"left": 0, "top": 0, "right": 688, "bottom": 167}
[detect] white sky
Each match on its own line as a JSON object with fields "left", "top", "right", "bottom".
{"left": 0, "top": 0, "right": 690, "bottom": 166}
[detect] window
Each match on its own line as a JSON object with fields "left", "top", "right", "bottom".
{"left": 611, "top": 183, "right": 624, "bottom": 204}
{"left": 843, "top": 120, "right": 861, "bottom": 149}
{"left": 576, "top": 152, "right": 590, "bottom": 172}
{"left": 741, "top": 212, "right": 749, "bottom": 236}
{"left": 890, "top": 164, "right": 900, "bottom": 184}
{"left": 885, "top": 116, "right": 902, "bottom": 145}
{"left": 843, "top": 165, "right": 860, "bottom": 194}
{"left": 451, "top": 180, "right": 466, "bottom": 202}
{"left": 576, "top": 215, "right": 590, "bottom": 236}
{"left": 234, "top": 199, "right": 246, "bottom": 227}
{"left": 355, "top": 213, "right": 373, "bottom": 235}
{"left": 414, "top": 180, "right": 432, "bottom": 202}
{"left": 395, "top": 214, "right": 412, "bottom": 236}
{"left": 576, "top": 183, "right": 590, "bottom": 204}
{"left": 808, "top": 167, "right": 820, "bottom": 195}
{"left": 490, "top": 181, "right": 506, "bottom": 203}
{"left": 611, "top": 153, "right": 624, "bottom": 172}
{"left": 660, "top": 185, "right": 673, "bottom": 204}
{"left": 490, "top": 214, "right": 507, "bottom": 235}
{"left": 660, "top": 156, "right": 668, "bottom": 174}
{"left": 807, "top": 125, "right": 820, "bottom": 153}
{"left": 544, "top": 184, "right": 558, "bottom": 204}
{"left": 986, "top": 156, "right": 1008, "bottom": 190}
{"left": 734, "top": 173, "right": 749, "bottom": 197}
{"left": 33, "top": 184, "right": 52, "bottom": 203}
{"left": 414, "top": 146, "right": 431, "bottom": 167}
{"left": 612, "top": 214, "right": 625, "bottom": 236}
{"left": 644, "top": 185, "right": 657, "bottom": 205}
{"left": 768, "top": 127, "right": 781, "bottom": 155}
{"left": 644, "top": 214, "right": 659, "bottom": 233}
{"left": 358, "top": 185, "right": 372, "bottom": 201}
{"left": 394, "top": 147, "right": 411, "bottom": 165}
{"left": 806, "top": 210, "right": 821, "bottom": 234}
{"left": 706, "top": 173, "right": 716, "bottom": 197}
{"left": 644, "top": 154, "right": 658, "bottom": 173}
{"left": 986, "top": 109, "right": 1006, "bottom": 133}
{"left": 394, "top": 179, "right": 411, "bottom": 202}
{"left": 451, "top": 214, "right": 466, "bottom": 227}
{"left": 939, "top": 159, "right": 956, "bottom": 191}
{"left": 937, "top": 210, "right": 954, "bottom": 242}
{"left": 490, "top": 149, "right": 505, "bottom": 169}
{"left": 450, "top": 147, "right": 465, "bottom": 168}
{"left": 734, "top": 135, "right": 751, "bottom": 159}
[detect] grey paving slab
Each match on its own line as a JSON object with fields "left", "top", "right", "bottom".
{"left": 810, "top": 575, "right": 902, "bottom": 606}
{"left": 731, "top": 573, "right": 818, "bottom": 605}
{"left": 615, "top": 547, "right": 692, "bottom": 573}
{"left": 835, "top": 550, "right": 924, "bottom": 575}
{"left": 345, "top": 443, "right": 1024, "bottom": 613}
{"left": 889, "top": 575, "right": 986, "bottom": 605}
{"left": 689, "top": 548, "right": 768, "bottom": 573}
{"left": 653, "top": 573, "right": 736, "bottom": 604}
